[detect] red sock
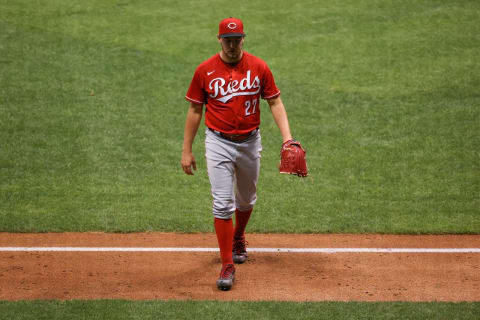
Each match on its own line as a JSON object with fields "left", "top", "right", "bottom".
{"left": 214, "top": 218, "right": 234, "bottom": 266}
{"left": 234, "top": 208, "right": 253, "bottom": 238}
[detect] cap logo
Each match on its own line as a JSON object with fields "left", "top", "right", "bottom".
{"left": 227, "top": 22, "right": 237, "bottom": 29}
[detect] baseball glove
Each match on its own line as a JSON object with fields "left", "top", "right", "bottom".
{"left": 279, "top": 139, "right": 308, "bottom": 177}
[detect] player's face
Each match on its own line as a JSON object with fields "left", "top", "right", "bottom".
{"left": 218, "top": 36, "right": 244, "bottom": 62}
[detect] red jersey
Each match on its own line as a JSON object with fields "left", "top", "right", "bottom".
{"left": 185, "top": 51, "right": 280, "bottom": 134}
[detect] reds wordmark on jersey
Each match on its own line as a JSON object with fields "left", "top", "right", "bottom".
{"left": 186, "top": 51, "right": 280, "bottom": 134}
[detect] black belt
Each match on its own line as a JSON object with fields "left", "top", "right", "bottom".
{"left": 209, "top": 128, "right": 259, "bottom": 142}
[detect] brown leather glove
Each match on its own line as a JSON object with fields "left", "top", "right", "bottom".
{"left": 279, "top": 140, "right": 308, "bottom": 177}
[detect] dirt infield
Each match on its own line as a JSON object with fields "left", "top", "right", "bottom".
{"left": 0, "top": 233, "right": 479, "bottom": 302}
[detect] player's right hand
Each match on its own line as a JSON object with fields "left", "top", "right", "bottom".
{"left": 181, "top": 151, "right": 197, "bottom": 175}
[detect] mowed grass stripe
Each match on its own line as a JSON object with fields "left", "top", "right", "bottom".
{"left": 0, "top": 300, "right": 479, "bottom": 320}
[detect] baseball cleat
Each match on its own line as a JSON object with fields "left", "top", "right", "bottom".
{"left": 233, "top": 236, "right": 248, "bottom": 264}
{"left": 216, "top": 263, "right": 235, "bottom": 291}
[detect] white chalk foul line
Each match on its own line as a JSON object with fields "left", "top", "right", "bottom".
{"left": 0, "top": 247, "right": 479, "bottom": 253}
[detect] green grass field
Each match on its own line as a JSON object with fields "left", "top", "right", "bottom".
{"left": 0, "top": 300, "right": 479, "bottom": 320}
{"left": 0, "top": 0, "right": 479, "bottom": 318}
{"left": 0, "top": 0, "right": 479, "bottom": 234}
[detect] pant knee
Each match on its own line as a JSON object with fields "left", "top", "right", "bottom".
{"left": 235, "top": 194, "right": 257, "bottom": 212}
{"left": 213, "top": 210, "right": 234, "bottom": 220}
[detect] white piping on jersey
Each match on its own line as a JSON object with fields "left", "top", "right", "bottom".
{"left": 185, "top": 96, "right": 204, "bottom": 104}
{"left": 264, "top": 91, "right": 281, "bottom": 99}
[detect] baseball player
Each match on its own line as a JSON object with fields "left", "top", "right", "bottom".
{"left": 181, "top": 17, "right": 293, "bottom": 291}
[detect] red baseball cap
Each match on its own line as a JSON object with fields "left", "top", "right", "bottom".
{"left": 218, "top": 17, "right": 246, "bottom": 38}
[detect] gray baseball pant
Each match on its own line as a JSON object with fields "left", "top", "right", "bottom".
{"left": 205, "top": 128, "right": 262, "bottom": 220}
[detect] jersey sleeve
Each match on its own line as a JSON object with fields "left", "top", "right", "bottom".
{"left": 261, "top": 63, "right": 281, "bottom": 100}
{"left": 185, "top": 67, "right": 206, "bottom": 104}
